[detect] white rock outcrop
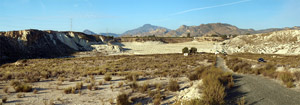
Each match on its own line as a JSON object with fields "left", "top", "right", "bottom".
{"left": 177, "top": 80, "right": 202, "bottom": 101}
{"left": 224, "top": 30, "right": 300, "bottom": 55}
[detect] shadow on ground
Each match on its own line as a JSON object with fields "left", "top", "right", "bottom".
{"left": 225, "top": 75, "right": 248, "bottom": 105}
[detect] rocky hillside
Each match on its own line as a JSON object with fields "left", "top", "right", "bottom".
{"left": 166, "top": 23, "right": 255, "bottom": 37}
{"left": 0, "top": 29, "right": 118, "bottom": 64}
{"left": 224, "top": 30, "right": 300, "bottom": 54}
{"left": 122, "top": 24, "right": 170, "bottom": 36}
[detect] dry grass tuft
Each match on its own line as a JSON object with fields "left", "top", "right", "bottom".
{"left": 1, "top": 97, "right": 7, "bottom": 103}
{"left": 3, "top": 87, "right": 9, "bottom": 93}
{"left": 168, "top": 79, "right": 180, "bottom": 92}
{"left": 64, "top": 87, "right": 73, "bottom": 94}
{"left": 279, "top": 72, "right": 294, "bottom": 88}
{"left": 117, "top": 93, "right": 130, "bottom": 105}
{"left": 104, "top": 74, "right": 112, "bottom": 81}
{"left": 17, "top": 93, "right": 25, "bottom": 98}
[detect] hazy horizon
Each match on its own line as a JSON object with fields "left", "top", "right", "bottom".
{"left": 1, "top": 0, "right": 300, "bottom": 34}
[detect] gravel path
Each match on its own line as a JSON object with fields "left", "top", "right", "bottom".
{"left": 216, "top": 56, "right": 300, "bottom": 105}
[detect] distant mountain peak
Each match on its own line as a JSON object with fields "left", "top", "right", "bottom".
{"left": 83, "top": 29, "right": 97, "bottom": 35}
{"left": 143, "top": 24, "right": 152, "bottom": 26}
{"left": 122, "top": 24, "right": 170, "bottom": 36}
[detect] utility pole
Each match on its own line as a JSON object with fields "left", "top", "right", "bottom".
{"left": 106, "top": 28, "right": 108, "bottom": 36}
{"left": 70, "top": 18, "right": 72, "bottom": 32}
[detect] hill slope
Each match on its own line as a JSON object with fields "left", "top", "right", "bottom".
{"left": 122, "top": 24, "right": 170, "bottom": 36}
{"left": 224, "top": 30, "right": 300, "bottom": 54}
{"left": 0, "top": 29, "right": 116, "bottom": 64}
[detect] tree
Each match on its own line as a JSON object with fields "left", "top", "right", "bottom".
{"left": 190, "top": 47, "right": 197, "bottom": 54}
{"left": 187, "top": 33, "right": 191, "bottom": 37}
{"left": 182, "top": 47, "right": 189, "bottom": 53}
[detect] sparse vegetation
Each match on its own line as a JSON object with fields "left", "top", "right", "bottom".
{"left": 294, "top": 71, "right": 300, "bottom": 81}
{"left": 237, "top": 97, "right": 245, "bottom": 105}
{"left": 33, "top": 89, "right": 38, "bottom": 94}
{"left": 1, "top": 97, "right": 7, "bottom": 103}
{"left": 153, "top": 93, "right": 161, "bottom": 105}
{"left": 17, "top": 93, "right": 25, "bottom": 98}
{"left": 104, "top": 74, "right": 112, "bottom": 81}
{"left": 13, "top": 82, "right": 33, "bottom": 92}
{"left": 279, "top": 72, "right": 294, "bottom": 88}
{"left": 3, "top": 87, "right": 9, "bottom": 93}
{"left": 64, "top": 87, "right": 73, "bottom": 94}
{"left": 117, "top": 93, "right": 130, "bottom": 105}
{"left": 168, "top": 79, "right": 180, "bottom": 92}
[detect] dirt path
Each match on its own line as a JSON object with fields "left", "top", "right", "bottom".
{"left": 216, "top": 56, "right": 300, "bottom": 105}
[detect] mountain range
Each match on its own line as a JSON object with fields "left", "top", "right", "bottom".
{"left": 84, "top": 23, "right": 300, "bottom": 37}
{"left": 83, "top": 29, "right": 120, "bottom": 37}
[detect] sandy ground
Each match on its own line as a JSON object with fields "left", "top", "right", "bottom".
{"left": 115, "top": 41, "right": 219, "bottom": 55}
{"left": 0, "top": 76, "right": 193, "bottom": 105}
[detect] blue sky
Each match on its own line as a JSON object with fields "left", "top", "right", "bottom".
{"left": 0, "top": 0, "right": 300, "bottom": 34}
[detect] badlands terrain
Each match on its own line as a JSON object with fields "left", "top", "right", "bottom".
{"left": 1, "top": 29, "right": 300, "bottom": 105}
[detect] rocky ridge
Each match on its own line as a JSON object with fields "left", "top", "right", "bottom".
{"left": 224, "top": 30, "right": 300, "bottom": 54}
{"left": 0, "top": 29, "right": 121, "bottom": 64}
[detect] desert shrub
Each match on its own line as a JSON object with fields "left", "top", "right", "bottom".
{"left": 75, "top": 82, "right": 83, "bottom": 90}
{"left": 190, "top": 47, "right": 197, "bottom": 54}
{"left": 69, "top": 77, "right": 75, "bottom": 82}
{"left": 202, "top": 74, "right": 226, "bottom": 105}
{"left": 294, "top": 71, "right": 300, "bottom": 81}
{"left": 104, "top": 74, "right": 112, "bottom": 81}
{"left": 286, "top": 81, "right": 294, "bottom": 88}
{"left": 188, "top": 73, "right": 199, "bottom": 81}
{"left": 98, "top": 81, "right": 103, "bottom": 85}
{"left": 237, "top": 97, "right": 245, "bottom": 105}
{"left": 17, "top": 93, "right": 25, "bottom": 98}
{"left": 33, "top": 89, "right": 38, "bottom": 94}
{"left": 148, "top": 90, "right": 156, "bottom": 97}
{"left": 168, "top": 79, "right": 180, "bottom": 92}
{"left": 280, "top": 72, "right": 294, "bottom": 83}
{"left": 279, "top": 72, "right": 294, "bottom": 88}
{"left": 3, "top": 87, "right": 9, "bottom": 93}
{"left": 153, "top": 93, "right": 161, "bottom": 105}
{"left": 24, "top": 76, "right": 40, "bottom": 83}
{"left": 188, "top": 67, "right": 206, "bottom": 81}
{"left": 129, "top": 81, "right": 139, "bottom": 91}
{"left": 118, "top": 82, "right": 124, "bottom": 88}
{"left": 1, "top": 97, "right": 7, "bottom": 103}
{"left": 43, "top": 99, "right": 54, "bottom": 105}
{"left": 64, "top": 87, "right": 73, "bottom": 94}
{"left": 156, "top": 83, "right": 162, "bottom": 91}
{"left": 173, "top": 99, "right": 204, "bottom": 105}
{"left": 87, "top": 84, "right": 93, "bottom": 90}
{"left": 139, "top": 83, "right": 149, "bottom": 93}
{"left": 10, "top": 80, "right": 21, "bottom": 87}
{"left": 14, "top": 83, "right": 33, "bottom": 92}
{"left": 125, "top": 73, "right": 139, "bottom": 81}
{"left": 182, "top": 47, "right": 189, "bottom": 53}
{"left": 134, "top": 102, "right": 143, "bottom": 105}
{"left": 117, "top": 93, "right": 130, "bottom": 105}
{"left": 71, "top": 88, "right": 76, "bottom": 94}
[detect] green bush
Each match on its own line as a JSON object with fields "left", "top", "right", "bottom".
{"left": 182, "top": 47, "right": 189, "bottom": 53}
{"left": 190, "top": 47, "right": 197, "bottom": 54}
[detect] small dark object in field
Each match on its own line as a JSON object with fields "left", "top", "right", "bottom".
{"left": 258, "top": 58, "right": 266, "bottom": 62}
